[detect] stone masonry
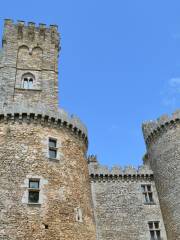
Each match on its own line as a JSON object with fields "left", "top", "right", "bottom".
{"left": 0, "top": 20, "right": 96, "bottom": 240}
{"left": 88, "top": 157, "right": 167, "bottom": 240}
{"left": 143, "top": 112, "right": 180, "bottom": 239}
{"left": 0, "top": 19, "right": 59, "bottom": 110}
{"left": 0, "top": 19, "right": 179, "bottom": 240}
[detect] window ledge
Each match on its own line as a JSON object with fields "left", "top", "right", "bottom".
{"left": 15, "top": 87, "right": 42, "bottom": 92}
{"left": 144, "top": 202, "right": 156, "bottom": 205}
{"left": 76, "top": 220, "right": 83, "bottom": 223}
{"left": 27, "top": 203, "right": 41, "bottom": 206}
{"left": 48, "top": 157, "right": 60, "bottom": 161}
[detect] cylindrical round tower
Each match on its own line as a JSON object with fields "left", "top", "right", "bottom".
{"left": 0, "top": 105, "right": 96, "bottom": 240}
{"left": 142, "top": 111, "right": 180, "bottom": 240}
{"left": 0, "top": 19, "right": 96, "bottom": 240}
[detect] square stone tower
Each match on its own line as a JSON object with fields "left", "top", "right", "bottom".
{"left": 0, "top": 19, "right": 60, "bottom": 111}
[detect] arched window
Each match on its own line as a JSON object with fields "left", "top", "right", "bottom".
{"left": 22, "top": 73, "right": 35, "bottom": 89}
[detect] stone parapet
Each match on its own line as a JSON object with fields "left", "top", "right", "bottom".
{"left": 4, "top": 19, "right": 60, "bottom": 50}
{"left": 142, "top": 110, "right": 180, "bottom": 146}
{"left": 0, "top": 102, "right": 88, "bottom": 145}
{"left": 88, "top": 156, "right": 153, "bottom": 181}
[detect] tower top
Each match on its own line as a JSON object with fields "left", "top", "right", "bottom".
{"left": 3, "top": 19, "right": 60, "bottom": 50}
{"left": 0, "top": 19, "right": 60, "bottom": 110}
{"left": 0, "top": 19, "right": 88, "bottom": 145}
{"left": 142, "top": 110, "right": 180, "bottom": 146}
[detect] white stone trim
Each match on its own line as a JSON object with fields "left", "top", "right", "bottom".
{"left": 21, "top": 175, "right": 48, "bottom": 205}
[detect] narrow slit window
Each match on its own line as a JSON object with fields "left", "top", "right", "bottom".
{"left": 23, "top": 78, "right": 28, "bottom": 89}
{"left": 75, "top": 207, "right": 83, "bottom": 222}
{"left": 28, "top": 78, "right": 33, "bottom": 88}
{"left": 28, "top": 179, "right": 40, "bottom": 204}
{"left": 48, "top": 138, "right": 57, "bottom": 159}
{"left": 141, "top": 184, "right": 154, "bottom": 204}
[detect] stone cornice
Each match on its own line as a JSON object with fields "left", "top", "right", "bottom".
{"left": 90, "top": 173, "right": 154, "bottom": 182}
{"left": 0, "top": 103, "right": 88, "bottom": 146}
{"left": 0, "top": 66, "right": 59, "bottom": 73}
{"left": 142, "top": 110, "right": 180, "bottom": 147}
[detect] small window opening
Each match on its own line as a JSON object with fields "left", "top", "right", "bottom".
{"left": 48, "top": 138, "right": 57, "bottom": 159}
{"left": 141, "top": 184, "right": 154, "bottom": 204}
{"left": 29, "top": 78, "right": 33, "bottom": 88}
{"left": 23, "top": 78, "right": 28, "bottom": 89}
{"left": 148, "top": 221, "right": 161, "bottom": 240}
{"left": 22, "top": 73, "right": 35, "bottom": 89}
{"left": 75, "top": 207, "right": 83, "bottom": 223}
{"left": 44, "top": 224, "right": 48, "bottom": 229}
{"left": 28, "top": 179, "right": 40, "bottom": 204}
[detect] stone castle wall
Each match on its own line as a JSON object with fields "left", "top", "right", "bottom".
{"left": 88, "top": 157, "right": 167, "bottom": 240}
{"left": 143, "top": 111, "right": 180, "bottom": 240}
{"left": 0, "top": 19, "right": 97, "bottom": 240}
{"left": 0, "top": 107, "right": 96, "bottom": 240}
{"left": 2, "top": 18, "right": 180, "bottom": 240}
{"left": 0, "top": 49, "right": 3, "bottom": 103}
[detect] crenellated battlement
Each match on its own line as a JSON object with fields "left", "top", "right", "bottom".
{"left": 88, "top": 156, "right": 153, "bottom": 181}
{"left": 142, "top": 110, "right": 180, "bottom": 146}
{"left": 3, "top": 19, "right": 60, "bottom": 50}
{"left": 0, "top": 102, "right": 88, "bottom": 146}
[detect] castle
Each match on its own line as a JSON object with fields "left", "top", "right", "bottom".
{"left": 0, "top": 19, "right": 179, "bottom": 240}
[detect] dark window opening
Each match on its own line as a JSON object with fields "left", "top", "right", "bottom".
{"left": 28, "top": 179, "right": 40, "bottom": 204}
{"left": 44, "top": 224, "right": 49, "bottom": 229}
{"left": 49, "top": 149, "right": 57, "bottom": 159}
{"left": 48, "top": 138, "right": 57, "bottom": 159}
{"left": 28, "top": 191, "right": 39, "bottom": 203}
{"left": 148, "top": 221, "right": 161, "bottom": 240}
{"left": 141, "top": 184, "right": 154, "bottom": 204}
{"left": 49, "top": 138, "right": 57, "bottom": 148}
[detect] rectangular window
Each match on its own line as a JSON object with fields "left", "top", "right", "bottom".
{"left": 28, "top": 179, "right": 40, "bottom": 204}
{"left": 148, "top": 221, "right": 161, "bottom": 240}
{"left": 141, "top": 184, "right": 154, "bottom": 204}
{"left": 48, "top": 138, "right": 57, "bottom": 159}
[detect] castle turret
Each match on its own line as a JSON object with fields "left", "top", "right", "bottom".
{"left": 0, "top": 20, "right": 96, "bottom": 240}
{"left": 142, "top": 111, "right": 180, "bottom": 240}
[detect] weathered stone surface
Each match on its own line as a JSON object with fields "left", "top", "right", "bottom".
{"left": 0, "top": 19, "right": 59, "bottom": 111}
{"left": 1, "top": 18, "right": 178, "bottom": 240}
{"left": 0, "top": 120, "right": 96, "bottom": 240}
{"left": 88, "top": 158, "right": 167, "bottom": 240}
{"left": 0, "top": 19, "right": 96, "bottom": 240}
{"left": 143, "top": 115, "right": 180, "bottom": 240}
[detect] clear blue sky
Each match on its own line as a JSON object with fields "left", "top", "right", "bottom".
{"left": 1, "top": 0, "right": 180, "bottom": 167}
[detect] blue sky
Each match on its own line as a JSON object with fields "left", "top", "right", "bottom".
{"left": 1, "top": 0, "right": 180, "bottom": 167}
